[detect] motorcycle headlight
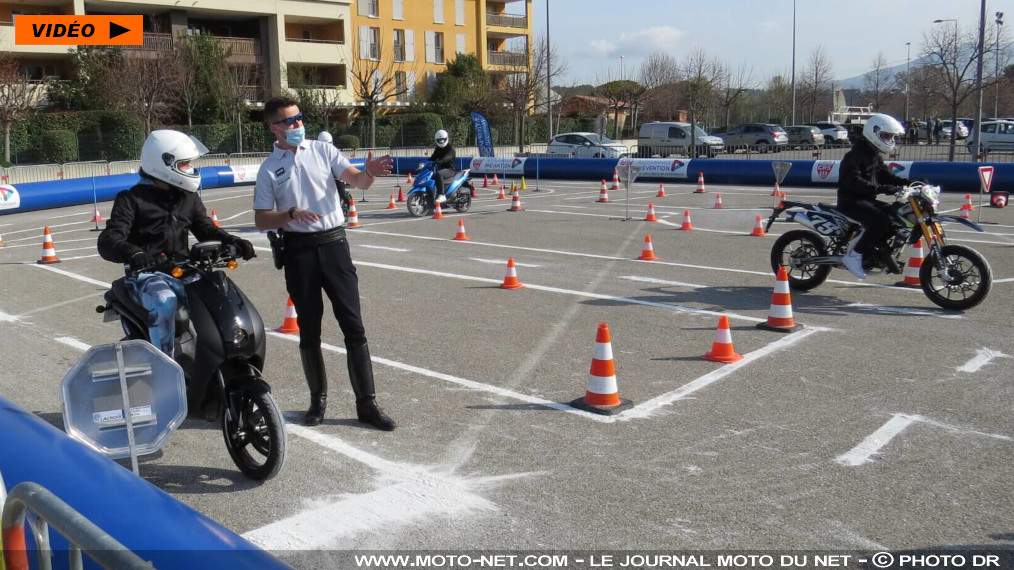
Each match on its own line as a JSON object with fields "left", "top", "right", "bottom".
{"left": 232, "top": 328, "right": 249, "bottom": 347}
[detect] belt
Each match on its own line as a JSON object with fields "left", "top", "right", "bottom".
{"left": 283, "top": 226, "right": 346, "bottom": 249}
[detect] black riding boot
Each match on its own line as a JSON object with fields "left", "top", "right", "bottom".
{"left": 299, "top": 347, "right": 328, "bottom": 426}
{"left": 878, "top": 247, "right": 903, "bottom": 275}
{"left": 347, "top": 342, "right": 396, "bottom": 431}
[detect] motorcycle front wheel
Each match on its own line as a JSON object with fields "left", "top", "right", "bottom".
{"left": 406, "top": 193, "right": 428, "bottom": 217}
{"left": 222, "top": 390, "right": 286, "bottom": 480}
{"left": 770, "top": 229, "right": 832, "bottom": 291}
{"left": 920, "top": 244, "right": 993, "bottom": 310}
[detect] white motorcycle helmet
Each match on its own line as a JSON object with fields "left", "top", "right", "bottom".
{"left": 862, "top": 114, "right": 905, "bottom": 154}
{"left": 140, "top": 130, "right": 209, "bottom": 193}
{"left": 435, "top": 129, "right": 449, "bottom": 148}
{"left": 318, "top": 131, "right": 333, "bottom": 144}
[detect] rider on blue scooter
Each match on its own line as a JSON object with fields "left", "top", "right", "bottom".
{"left": 429, "top": 129, "right": 455, "bottom": 205}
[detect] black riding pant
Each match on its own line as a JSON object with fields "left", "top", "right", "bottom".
{"left": 838, "top": 199, "right": 892, "bottom": 256}
{"left": 283, "top": 234, "right": 366, "bottom": 350}
{"left": 433, "top": 168, "right": 456, "bottom": 201}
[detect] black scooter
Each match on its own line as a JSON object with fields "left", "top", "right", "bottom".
{"left": 96, "top": 241, "right": 286, "bottom": 480}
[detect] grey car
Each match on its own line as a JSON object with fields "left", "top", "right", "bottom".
{"left": 715, "top": 123, "right": 788, "bottom": 152}
{"left": 784, "top": 125, "right": 826, "bottom": 149}
{"left": 806, "top": 122, "right": 850, "bottom": 146}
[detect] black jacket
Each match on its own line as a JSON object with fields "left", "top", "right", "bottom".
{"left": 428, "top": 145, "right": 456, "bottom": 171}
{"left": 837, "top": 137, "right": 908, "bottom": 205}
{"left": 97, "top": 182, "right": 237, "bottom": 264}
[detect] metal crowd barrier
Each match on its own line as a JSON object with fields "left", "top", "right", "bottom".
{"left": 1, "top": 482, "right": 153, "bottom": 570}
{"left": 193, "top": 153, "right": 229, "bottom": 168}
{"left": 108, "top": 160, "right": 141, "bottom": 175}
{"left": 227, "top": 152, "right": 270, "bottom": 167}
{"left": 0, "top": 166, "right": 7, "bottom": 185}
{"left": 61, "top": 161, "right": 109, "bottom": 180}
{"left": 6, "top": 164, "right": 63, "bottom": 185}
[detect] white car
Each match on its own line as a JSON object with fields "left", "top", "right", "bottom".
{"left": 966, "top": 120, "right": 1014, "bottom": 153}
{"left": 547, "top": 132, "right": 629, "bottom": 158}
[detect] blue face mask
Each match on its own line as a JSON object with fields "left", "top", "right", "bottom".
{"left": 285, "top": 126, "right": 305, "bottom": 147}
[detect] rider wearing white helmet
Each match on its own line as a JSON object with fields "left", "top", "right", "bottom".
{"left": 836, "top": 113, "right": 908, "bottom": 279}
{"left": 317, "top": 131, "right": 333, "bottom": 144}
{"left": 428, "top": 129, "right": 455, "bottom": 204}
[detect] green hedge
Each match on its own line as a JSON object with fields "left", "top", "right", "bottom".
{"left": 336, "top": 134, "right": 360, "bottom": 149}
{"left": 40, "top": 130, "right": 78, "bottom": 163}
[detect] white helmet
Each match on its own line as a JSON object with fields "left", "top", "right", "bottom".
{"left": 140, "top": 130, "right": 209, "bottom": 193}
{"left": 862, "top": 114, "right": 905, "bottom": 154}
{"left": 435, "top": 129, "right": 449, "bottom": 148}
{"left": 318, "top": 131, "right": 333, "bottom": 144}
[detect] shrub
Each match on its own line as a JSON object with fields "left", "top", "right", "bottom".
{"left": 40, "top": 130, "right": 78, "bottom": 163}
{"left": 336, "top": 134, "right": 360, "bottom": 149}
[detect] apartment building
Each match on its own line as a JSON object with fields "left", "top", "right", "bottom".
{"left": 0, "top": 0, "right": 531, "bottom": 118}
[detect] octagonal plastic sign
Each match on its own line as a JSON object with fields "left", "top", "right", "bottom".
{"left": 61, "top": 340, "right": 187, "bottom": 460}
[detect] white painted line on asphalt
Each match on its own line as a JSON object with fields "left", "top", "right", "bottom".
{"left": 956, "top": 348, "right": 1011, "bottom": 373}
{"left": 52, "top": 247, "right": 97, "bottom": 254}
{"left": 357, "top": 244, "right": 411, "bottom": 252}
{"left": 916, "top": 416, "right": 1012, "bottom": 441}
{"left": 995, "top": 278, "right": 1014, "bottom": 283}
{"left": 27, "top": 263, "right": 111, "bottom": 288}
{"left": 55, "top": 336, "right": 92, "bottom": 352}
{"left": 219, "top": 210, "right": 251, "bottom": 222}
{"left": 0, "top": 238, "right": 96, "bottom": 250}
{"left": 1, "top": 221, "right": 92, "bottom": 235}
{"left": 469, "top": 257, "right": 540, "bottom": 267}
{"left": 0, "top": 311, "right": 20, "bottom": 323}
{"left": 835, "top": 414, "right": 921, "bottom": 467}
{"left": 58, "top": 254, "right": 101, "bottom": 261}
{"left": 845, "top": 302, "right": 963, "bottom": 319}
{"left": 619, "top": 326, "right": 827, "bottom": 421}
{"left": 45, "top": 211, "right": 96, "bottom": 220}
{"left": 621, "top": 275, "right": 706, "bottom": 289}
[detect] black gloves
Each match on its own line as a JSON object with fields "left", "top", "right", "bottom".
{"left": 129, "top": 251, "right": 157, "bottom": 272}
{"left": 231, "top": 238, "right": 256, "bottom": 261}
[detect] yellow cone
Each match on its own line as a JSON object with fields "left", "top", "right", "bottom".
{"left": 520, "top": 177, "right": 527, "bottom": 191}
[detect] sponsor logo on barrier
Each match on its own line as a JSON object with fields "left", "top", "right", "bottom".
{"left": 616, "top": 158, "right": 690, "bottom": 179}
{"left": 816, "top": 161, "right": 835, "bottom": 179}
{"left": 810, "top": 160, "right": 841, "bottom": 184}
{"left": 887, "top": 161, "right": 914, "bottom": 178}
{"left": 470, "top": 157, "right": 526, "bottom": 174}
{"left": 0, "top": 184, "right": 20, "bottom": 210}
{"left": 230, "top": 165, "right": 260, "bottom": 183}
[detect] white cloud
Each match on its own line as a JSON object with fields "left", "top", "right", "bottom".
{"left": 757, "top": 21, "right": 778, "bottom": 35}
{"left": 587, "top": 39, "right": 618, "bottom": 57}
{"left": 616, "top": 26, "right": 684, "bottom": 55}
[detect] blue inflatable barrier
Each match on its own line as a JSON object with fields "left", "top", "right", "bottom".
{"left": 0, "top": 395, "right": 292, "bottom": 569}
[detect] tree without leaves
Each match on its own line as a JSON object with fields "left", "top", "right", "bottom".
{"left": 349, "top": 29, "right": 417, "bottom": 148}
{"left": 0, "top": 52, "right": 45, "bottom": 163}
{"left": 799, "top": 46, "right": 833, "bottom": 123}
{"left": 219, "top": 62, "right": 262, "bottom": 153}
{"left": 678, "top": 47, "right": 723, "bottom": 148}
{"left": 287, "top": 65, "right": 348, "bottom": 132}
{"left": 863, "top": 52, "right": 891, "bottom": 111}
{"left": 111, "top": 52, "right": 180, "bottom": 136}
{"left": 764, "top": 74, "right": 792, "bottom": 125}
{"left": 170, "top": 34, "right": 231, "bottom": 126}
{"left": 499, "top": 34, "right": 566, "bottom": 153}
{"left": 637, "top": 51, "right": 679, "bottom": 122}
{"left": 716, "top": 61, "right": 755, "bottom": 130}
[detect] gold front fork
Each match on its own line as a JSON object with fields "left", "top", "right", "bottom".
{"left": 910, "top": 197, "right": 945, "bottom": 249}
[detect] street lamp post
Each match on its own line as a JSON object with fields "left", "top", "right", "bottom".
{"left": 905, "top": 42, "right": 911, "bottom": 127}
{"left": 996, "top": 12, "right": 1004, "bottom": 119}
{"left": 790, "top": 0, "right": 796, "bottom": 125}
{"left": 546, "top": 0, "right": 552, "bottom": 139}
{"left": 933, "top": 18, "right": 959, "bottom": 153}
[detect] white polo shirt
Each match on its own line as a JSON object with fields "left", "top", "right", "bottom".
{"left": 253, "top": 139, "right": 352, "bottom": 232}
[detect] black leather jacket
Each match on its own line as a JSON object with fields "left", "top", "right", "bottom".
{"left": 97, "top": 181, "right": 238, "bottom": 264}
{"left": 428, "top": 145, "right": 456, "bottom": 171}
{"left": 837, "top": 138, "right": 908, "bottom": 204}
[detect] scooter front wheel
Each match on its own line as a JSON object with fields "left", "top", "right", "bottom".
{"left": 222, "top": 390, "right": 286, "bottom": 480}
{"left": 406, "top": 193, "right": 428, "bottom": 217}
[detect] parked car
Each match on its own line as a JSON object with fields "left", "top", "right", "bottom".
{"left": 966, "top": 120, "right": 1014, "bottom": 153}
{"left": 806, "top": 122, "right": 851, "bottom": 146}
{"left": 920, "top": 120, "right": 969, "bottom": 140}
{"left": 546, "top": 132, "right": 629, "bottom": 158}
{"left": 784, "top": 125, "right": 826, "bottom": 149}
{"left": 714, "top": 123, "right": 788, "bottom": 152}
{"left": 636, "top": 121, "right": 725, "bottom": 158}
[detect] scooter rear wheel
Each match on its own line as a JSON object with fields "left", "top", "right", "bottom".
{"left": 222, "top": 390, "right": 286, "bottom": 480}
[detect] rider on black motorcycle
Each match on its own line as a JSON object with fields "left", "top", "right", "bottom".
{"left": 429, "top": 129, "right": 456, "bottom": 204}
{"left": 837, "top": 113, "right": 908, "bottom": 279}
{"left": 97, "top": 130, "right": 256, "bottom": 357}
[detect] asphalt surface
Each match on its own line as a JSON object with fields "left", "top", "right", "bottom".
{"left": 1, "top": 177, "right": 1012, "bottom": 567}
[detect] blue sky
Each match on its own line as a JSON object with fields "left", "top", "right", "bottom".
{"left": 526, "top": 0, "right": 992, "bottom": 85}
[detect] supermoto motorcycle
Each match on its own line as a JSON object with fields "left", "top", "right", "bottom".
{"left": 767, "top": 182, "right": 992, "bottom": 310}
{"left": 405, "top": 160, "right": 474, "bottom": 217}
{"left": 96, "top": 241, "right": 286, "bottom": 480}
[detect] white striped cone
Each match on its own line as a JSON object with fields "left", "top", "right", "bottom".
{"left": 38, "top": 226, "right": 59, "bottom": 264}
{"left": 91, "top": 205, "right": 103, "bottom": 223}
{"left": 569, "top": 323, "right": 632, "bottom": 415}
{"left": 757, "top": 267, "right": 801, "bottom": 332}
{"left": 703, "top": 315, "right": 742, "bottom": 363}
{"left": 347, "top": 200, "right": 360, "bottom": 227}
{"left": 713, "top": 193, "right": 724, "bottom": 209}
{"left": 611, "top": 170, "right": 620, "bottom": 190}
{"left": 656, "top": 182, "right": 666, "bottom": 197}
{"left": 597, "top": 180, "right": 609, "bottom": 203}
{"left": 277, "top": 297, "right": 300, "bottom": 334}
{"left": 0, "top": 230, "right": 5, "bottom": 247}
{"left": 898, "top": 239, "right": 924, "bottom": 287}
{"left": 961, "top": 194, "right": 974, "bottom": 211}
{"left": 211, "top": 210, "right": 221, "bottom": 227}
{"left": 492, "top": 173, "right": 499, "bottom": 186}
{"left": 680, "top": 210, "right": 694, "bottom": 231}
{"left": 695, "top": 172, "right": 706, "bottom": 193}
{"left": 508, "top": 191, "right": 523, "bottom": 211}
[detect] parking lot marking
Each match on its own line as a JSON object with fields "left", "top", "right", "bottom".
{"left": 0, "top": 311, "right": 20, "bottom": 323}
{"left": 835, "top": 414, "right": 920, "bottom": 466}
{"left": 995, "top": 278, "right": 1014, "bottom": 284}
{"left": 55, "top": 336, "right": 92, "bottom": 351}
{"left": 0, "top": 221, "right": 91, "bottom": 236}
{"left": 469, "top": 257, "right": 540, "bottom": 267}
{"left": 845, "top": 303, "right": 963, "bottom": 319}
{"left": 621, "top": 276, "right": 706, "bottom": 289}
{"left": 358, "top": 244, "right": 411, "bottom": 252}
{"left": 619, "top": 326, "right": 826, "bottom": 421}
{"left": 956, "top": 348, "right": 1011, "bottom": 373}
{"left": 28, "top": 263, "right": 111, "bottom": 288}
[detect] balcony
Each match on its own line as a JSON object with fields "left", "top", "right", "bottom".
{"left": 487, "top": 50, "right": 527, "bottom": 68}
{"left": 0, "top": 22, "right": 71, "bottom": 55}
{"left": 486, "top": 13, "right": 527, "bottom": 29}
{"left": 122, "top": 32, "right": 173, "bottom": 52}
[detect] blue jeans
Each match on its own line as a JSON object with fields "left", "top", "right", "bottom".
{"left": 124, "top": 273, "right": 187, "bottom": 357}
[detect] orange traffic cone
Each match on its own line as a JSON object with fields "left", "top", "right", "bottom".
{"left": 470, "top": 183, "right": 478, "bottom": 198}
{"left": 713, "top": 193, "right": 724, "bottom": 209}
{"left": 499, "top": 258, "right": 524, "bottom": 289}
{"left": 750, "top": 215, "right": 766, "bottom": 237}
{"left": 704, "top": 315, "right": 743, "bottom": 363}
{"left": 396, "top": 185, "right": 406, "bottom": 202}
{"left": 507, "top": 191, "right": 523, "bottom": 212}
{"left": 0, "top": 230, "right": 5, "bottom": 247}
{"left": 385, "top": 194, "right": 397, "bottom": 209}
{"left": 492, "top": 173, "right": 499, "bottom": 186}
{"left": 406, "top": 172, "right": 414, "bottom": 184}
{"left": 757, "top": 267, "right": 802, "bottom": 332}
{"left": 695, "top": 172, "right": 707, "bottom": 193}
{"left": 37, "top": 227, "right": 60, "bottom": 264}
{"left": 347, "top": 199, "right": 360, "bottom": 227}
{"left": 961, "top": 194, "right": 974, "bottom": 211}
{"left": 483, "top": 174, "right": 489, "bottom": 188}
{"left": 432, "top": 201, "right": 445, "bottom": 219}
{"left": 644, "top": 203, "right": 658, "bottom": 222}
{"left": 611, "top": 170, "right": 621, "bottom": 190}
{"left": 497, "top": 185, "right": 507, "bottom": 199}
{"left": 897, "top": 239, "right": 925, "bottom": 288}
{"left": 570, "top": 323, "right": 632, "bottom": 415}
{"left": 771, "top": 182, "right": 782, "bottom": 197}
{"left": 637, "top": 235, "right": 659, "bottom": 261}
{"left": 656, "top": 182, "right": 666, "bottom": 198}
{"left": 452, "top": 219, "right": 471, "bottom": 241}
{"left": 91, "top": 205, "right": 103, "bottom": 223}
{"left": 211, "top": 210, "right": 221, "bottom": 227}
{"left": 597, "top": 180, "right": 610, "bottom": 203}
{"left": 277, "top": 297, "right": 300, "bottom": 334}
{"left": 680, "top": 210, "right": 694, "bottom": 231}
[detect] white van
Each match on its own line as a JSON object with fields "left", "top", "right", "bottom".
{"left": 637, "top": 122, "right": 725, "bottom": 158}
{"left": 967, "top": 120, "right": 1014, "bottom": 153}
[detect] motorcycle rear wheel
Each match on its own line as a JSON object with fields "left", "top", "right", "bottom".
{"left": 222, "top": 390, "right": 286, "bottom": 480}
{"left": 406, "top": 193, "right": 428, "bottom": 217}
{"left": 454, "top": 192, "right": 472, "bottom": 213}
{"left": 919, "top": 244, "right": 992, "bottom": 310}
{"left": 770, "top": 230, "right": 832, "bottom": 291}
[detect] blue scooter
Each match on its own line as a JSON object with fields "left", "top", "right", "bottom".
{"left": 406, "top": 161, "right": 474, "bottom": 217}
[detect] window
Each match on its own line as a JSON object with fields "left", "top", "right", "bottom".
{"left": 434, "top": 32, "right": 444, "bottom": 63}
{"left": 982, "top": 123, "right": 996, "bottom": 134}
{"left": 393, "top": 29, "right": 406, "bottom": 62}
{"left": 434, "top": 0, "right": 444, "bottom": 23}
{"left": 359, "top": 26, "right": 380, "bottom": 60}
{"left": 455, "top": 0, "right": 465, "bottom": 25}
{"left": 367, "top": 0, "right": 379, "bottom": 17}
{"left": 395, "top": 71, "right": 408, "bottom": 102}
{"left": 392, "top": 0, "right": 403, "bottom": 20}
{"left": 303, "top": 29, "right": 311, "bottom": 40}
{"left": 455, "top": 33, "right": 465, "bottom": 55}
{"left": 668, "top": 127, "right": 685, "bottom": 139}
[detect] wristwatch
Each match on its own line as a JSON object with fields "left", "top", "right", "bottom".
{"left": 288, "top": 206, "right": 296, "bottom": 219}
